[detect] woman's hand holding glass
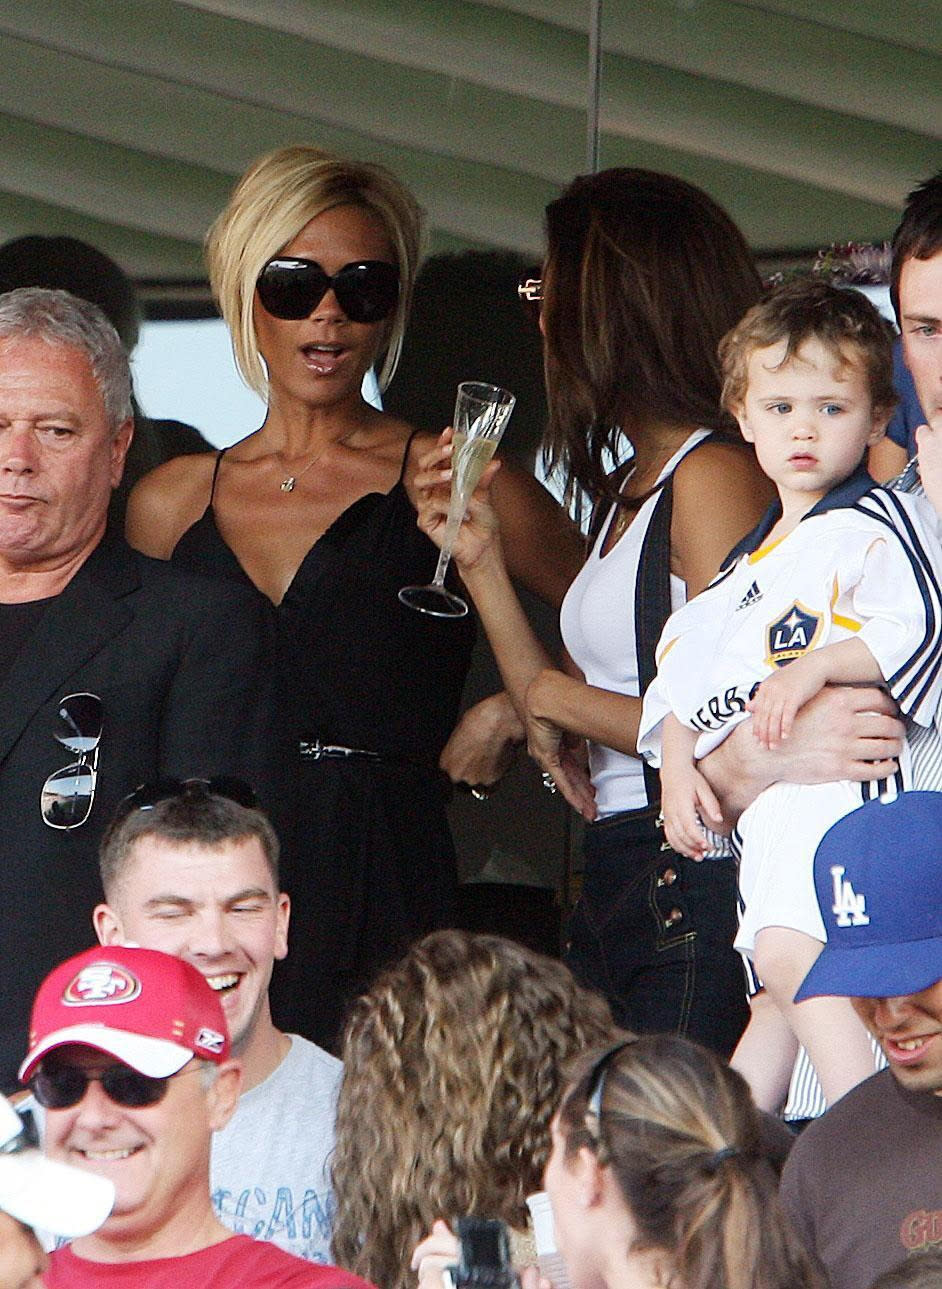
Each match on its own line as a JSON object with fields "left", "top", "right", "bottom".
{"left": 401, "top": 382, "right": 515, "bottom": 617}
{"left": 413, "top": 428, "right": 505, "bottom": 578}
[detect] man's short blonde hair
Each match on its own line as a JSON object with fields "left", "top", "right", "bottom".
{"left": 206, "top": 145, "right": 424, "bottom": 396}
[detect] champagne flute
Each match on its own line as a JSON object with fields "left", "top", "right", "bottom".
{"left": 399, "top": 381, "right": 515, "bottom": 617}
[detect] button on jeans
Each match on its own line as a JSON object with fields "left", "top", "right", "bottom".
{"left": 565, "top": 803, "right": 748, "bottom": 1057}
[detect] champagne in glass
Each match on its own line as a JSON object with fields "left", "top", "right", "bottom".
{"left": 399, "top": 381, "right": 515, "bottom": 617}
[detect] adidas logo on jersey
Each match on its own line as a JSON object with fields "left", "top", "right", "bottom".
{"left": 830, "top": 865, "right": 870, "bottom": 928}
{"left": 736, "top": 581, "right": 762, "bottom": 611}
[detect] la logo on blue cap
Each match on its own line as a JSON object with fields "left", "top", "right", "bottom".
{"left": 798, "top": 793, "right": 942, "bottom": 1004}
{"left": 830, "top": 865, "right": 870, "bottom": 928}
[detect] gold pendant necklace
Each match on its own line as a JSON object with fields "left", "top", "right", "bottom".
{"left": 278, "top": 432, "right": 353, "bottom": 493}
{"left": 280, "top": 454, "right": 321, "bottom": 492}
{"left": 611, "top": 504, "right": 633, "bottom": 541}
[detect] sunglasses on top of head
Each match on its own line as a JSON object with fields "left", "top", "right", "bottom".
{"left": 115, "top": 775, "right": 257, "bottom": 821}
{"left": 516, "top": 269, "right": 543, "bottom": 327}
{"left": 256, "top": 257, "right": 400, "bottom": 324}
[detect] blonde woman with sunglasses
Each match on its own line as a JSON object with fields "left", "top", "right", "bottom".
{"left": 125, "top": 146, "right": 580, "bottom": 1050}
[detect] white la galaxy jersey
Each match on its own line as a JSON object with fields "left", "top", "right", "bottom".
{"left": 639, "top": 472, "right": 942, "bottom": 762}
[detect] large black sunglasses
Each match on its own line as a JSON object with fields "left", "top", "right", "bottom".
{"left": 41, "top": 692, "right": 102, "bottom": 830}
{"left": 256, "top": 257, "right": 400, "bottom": 324}
{"left": 112, "top": 776, "right": 258, "bottom": 828}
{"left": 30, "top": 1060, "right": 197, "bottom": 1110}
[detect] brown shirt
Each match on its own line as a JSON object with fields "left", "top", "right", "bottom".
{"left": 781, "top": 1067, "right": 942, "bottom": 1289}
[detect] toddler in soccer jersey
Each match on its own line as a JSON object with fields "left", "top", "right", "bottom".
{"left": 638, "top": 277, "right": 942, "bottom": 1113}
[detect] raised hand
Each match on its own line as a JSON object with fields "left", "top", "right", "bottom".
{"left": 412, "top": 1220, "right": 460, "bottom": 1289}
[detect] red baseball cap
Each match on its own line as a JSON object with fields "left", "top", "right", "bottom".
{"left": 19, "top": 945, "right": 230, "bottom": 1083}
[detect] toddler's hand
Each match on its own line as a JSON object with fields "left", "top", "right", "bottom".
{"left": 662, "top": 769, "right": 723, "bottom": 860}
{"left": 747, "top": 657, "right": 825, "bottom": 748}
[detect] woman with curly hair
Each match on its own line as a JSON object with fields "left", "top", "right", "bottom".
{"left": 330, "top": 929, "right": 616, "bottom": 1289}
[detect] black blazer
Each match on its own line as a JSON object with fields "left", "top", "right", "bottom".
{"left": 0, "top": 533, "right": 292, "bottom": 1090}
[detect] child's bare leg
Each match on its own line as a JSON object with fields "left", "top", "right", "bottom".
{"left": 730, "top": 988, "right": 799, "bottom": 1113}
{"left": 754, "top": 926, "right": 875, "bottom": 1106}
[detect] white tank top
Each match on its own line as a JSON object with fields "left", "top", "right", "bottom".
{"left": 560, "top": 430, "right": 710, "bottom": 817}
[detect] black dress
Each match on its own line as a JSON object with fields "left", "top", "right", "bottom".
{"left": 172, "top": 438, "right": 475, "bottom": 1047}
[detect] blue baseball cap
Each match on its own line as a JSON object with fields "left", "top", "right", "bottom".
{"left": 795, "top": 792, "right": 942, "bottom": 1002}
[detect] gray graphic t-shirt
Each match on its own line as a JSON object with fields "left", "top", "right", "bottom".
{"left": 211, "top": 1034, "right": 342, "bottom": 1262}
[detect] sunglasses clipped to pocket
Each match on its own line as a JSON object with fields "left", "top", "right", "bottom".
{"left": 255, "top": 256, "right": 400, "bottom": 324}
{"left": 40, "top": 692, "right": 102, "bottom": 830}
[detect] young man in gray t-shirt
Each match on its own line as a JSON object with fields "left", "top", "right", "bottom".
{"left": 94, "top": 779, "right": 342, "bottom": 1263}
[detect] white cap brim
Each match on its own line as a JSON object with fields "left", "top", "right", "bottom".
{"left": 0, "top": 1149, "right": 115, "bottom": 1238}
{"left": 18, "top": 1023, "right": 193, "bottom": 1083}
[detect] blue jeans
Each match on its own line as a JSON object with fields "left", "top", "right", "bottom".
{"left": 565, "top": 804, "right": 748, "bottom": 1058}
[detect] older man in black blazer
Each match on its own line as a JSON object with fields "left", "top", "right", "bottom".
{"left": 0, "top": 287, "right": 291, "bottom": 1090}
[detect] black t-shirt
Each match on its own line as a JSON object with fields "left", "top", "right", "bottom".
{"left": 0, "top": 599, "right": 50, "bottom": 681}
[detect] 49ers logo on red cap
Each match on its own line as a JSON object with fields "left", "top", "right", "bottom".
{"left": 62, "top": 962, "right": 142, "bottom": 1006}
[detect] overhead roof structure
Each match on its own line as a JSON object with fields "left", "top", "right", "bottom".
{"left": 0, "top": 0, "right": 938, "bottom": 282}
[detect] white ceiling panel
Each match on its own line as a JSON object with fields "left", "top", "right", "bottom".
{"left": 0, "top": 0, "right": 936, "bottom": 285}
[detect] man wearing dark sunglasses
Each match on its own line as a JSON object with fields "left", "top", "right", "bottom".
{"left": 19, "top": 945, "right": 373, "bottom": 1288}
{"left": 91, "top": 780, "right": 342, "bottom": 1264}
{"left": 0, "top": 287, "right": 289, "bottom": 1092}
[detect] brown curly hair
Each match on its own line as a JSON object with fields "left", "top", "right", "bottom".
{"left": 330, "top": 930, "right": 616, "bottom": 1289}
